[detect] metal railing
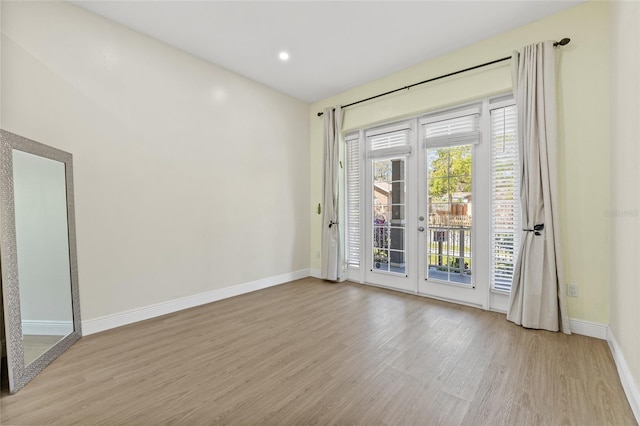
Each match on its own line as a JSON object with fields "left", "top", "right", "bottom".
{"left": 427, "top": 226, "right": 471, "bottom": 275}
{"left": 372, "top": 214, "right": 472, "bottom": 276}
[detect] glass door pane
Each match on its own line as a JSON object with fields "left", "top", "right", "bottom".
{"left": 426, "top": 145, "right": 472, "bottom": 285}
{"left": 371, "top": 158, "right": 406, "bottom": 275}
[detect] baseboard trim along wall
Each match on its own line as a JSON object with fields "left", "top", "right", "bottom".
{"left": 22, "top": 320, "right": 73, "bottom": 336}
{"left": 82, "top": 269, "right": 311, "bottom": 336}
{"left": 568, "top": 318, "right": 608, "bottom": 340}
{"left": 607, "top": 327, "right": 640, "bottom": 422}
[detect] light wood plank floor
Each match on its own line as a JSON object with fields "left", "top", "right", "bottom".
{"left": 1, "top": 278, "right": 636, "bottom": 425}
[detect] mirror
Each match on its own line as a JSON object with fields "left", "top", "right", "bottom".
{"left": 0, "top": 130, "right": 81, "bottom": 394}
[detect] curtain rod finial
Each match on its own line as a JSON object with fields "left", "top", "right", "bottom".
{"left": 554, "top": 38, "right": 571, "bottom": 47}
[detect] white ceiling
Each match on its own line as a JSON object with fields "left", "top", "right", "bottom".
{"left": 71, "top": 1, "right": 584, "bottom": 103}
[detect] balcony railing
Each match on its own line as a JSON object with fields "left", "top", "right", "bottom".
{"left": 372, "top": 214, "right": 472, "bottom": 281}
{"left": 428, "top": 227, "right": 471, "bottom": 273}
{"left": 428, "top": 213, "right": 471, "bottom": 284}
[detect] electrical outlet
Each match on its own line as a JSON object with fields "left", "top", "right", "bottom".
{"left": 567, "top": 283, "right": 579, "bottom": 298}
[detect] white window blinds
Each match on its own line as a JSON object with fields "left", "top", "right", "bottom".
{"left": 345, "top": 133, "right": 360, "bottom": 268}
{"left": 423, "top": 113, "right": 481, "bottom": 148}
{"left": 490, "top": 104, "right": 520, "bottom": 292}
{"left": 366, "top": 124, "right": 412, "bottom": 158}
{"left": 369, "top": 130, "right": 408, "bottom": 150}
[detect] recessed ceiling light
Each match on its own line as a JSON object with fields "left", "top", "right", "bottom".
{"left": 279, "top": 51, "right": 290, "bottom": 61}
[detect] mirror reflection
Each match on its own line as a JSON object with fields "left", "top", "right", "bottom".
{"left": 12, "top": 149, "right": 74, "bottom": 366}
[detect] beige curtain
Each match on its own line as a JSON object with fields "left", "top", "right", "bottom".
{"left": 321, "top": 106, "right": 345, "bottom": 281}
{"left": 507, "top": 41, "right": 571, "bottom": 334}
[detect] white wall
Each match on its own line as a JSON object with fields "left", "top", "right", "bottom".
{"left": 610, "top": 0, "right": 640, "bottom": 413}
{"left": 1, "top": 1, "right": 310, "bottom": 322}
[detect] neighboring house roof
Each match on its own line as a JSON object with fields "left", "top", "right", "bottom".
{"left": 374, "top": 182, "right": 391, "bottom": 195}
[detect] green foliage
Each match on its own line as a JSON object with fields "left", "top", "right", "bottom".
{"left": 428, "top": 146, "right": 472, "bottom": 199}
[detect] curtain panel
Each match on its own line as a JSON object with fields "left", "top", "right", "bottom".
{"left": 507, "top": 41, "right": 571, "bottom": 334}
{"left": 321, "top": 106, "right": 345, "bottom": 281}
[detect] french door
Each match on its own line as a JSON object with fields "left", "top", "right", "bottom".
{"left": 363, "top": 122, "right": 417, "bottom": 292}
{"left": 362, "top": 105, "right": 488, "bottom": 307}
{"left": 416, "top": 106, "right": 488, "bottom": 307}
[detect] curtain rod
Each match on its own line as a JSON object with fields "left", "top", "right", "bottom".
{"left": 317, "top": 38, "right": 571, "bottom": 117}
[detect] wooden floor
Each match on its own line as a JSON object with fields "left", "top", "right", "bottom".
{"left": 1, "top": 278, "right": 636, "bottom": 425}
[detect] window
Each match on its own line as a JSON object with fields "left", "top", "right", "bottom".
{"left": 371, "top": 157, "right": 406, "bottom": 274}
{"left": 345, "top": 133, "right": 360, "bottom": 267}
{"left": 490, "top": 104, "right": 519, "bottom": 292}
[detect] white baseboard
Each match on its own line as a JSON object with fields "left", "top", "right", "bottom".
{"left": 22, "top": 320, "right": 73, "bottom": 336}
{"left": 310, "top": 268, "right": 322, "bottom": 278}
{"left": 82, "top": 269, "right": 311, "bottom": 336}
{"left": 607, "top": 327, "right": 640, "bottom": 422}
{"left": 569, "top": 318, "right": 608, "bottom": 339}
